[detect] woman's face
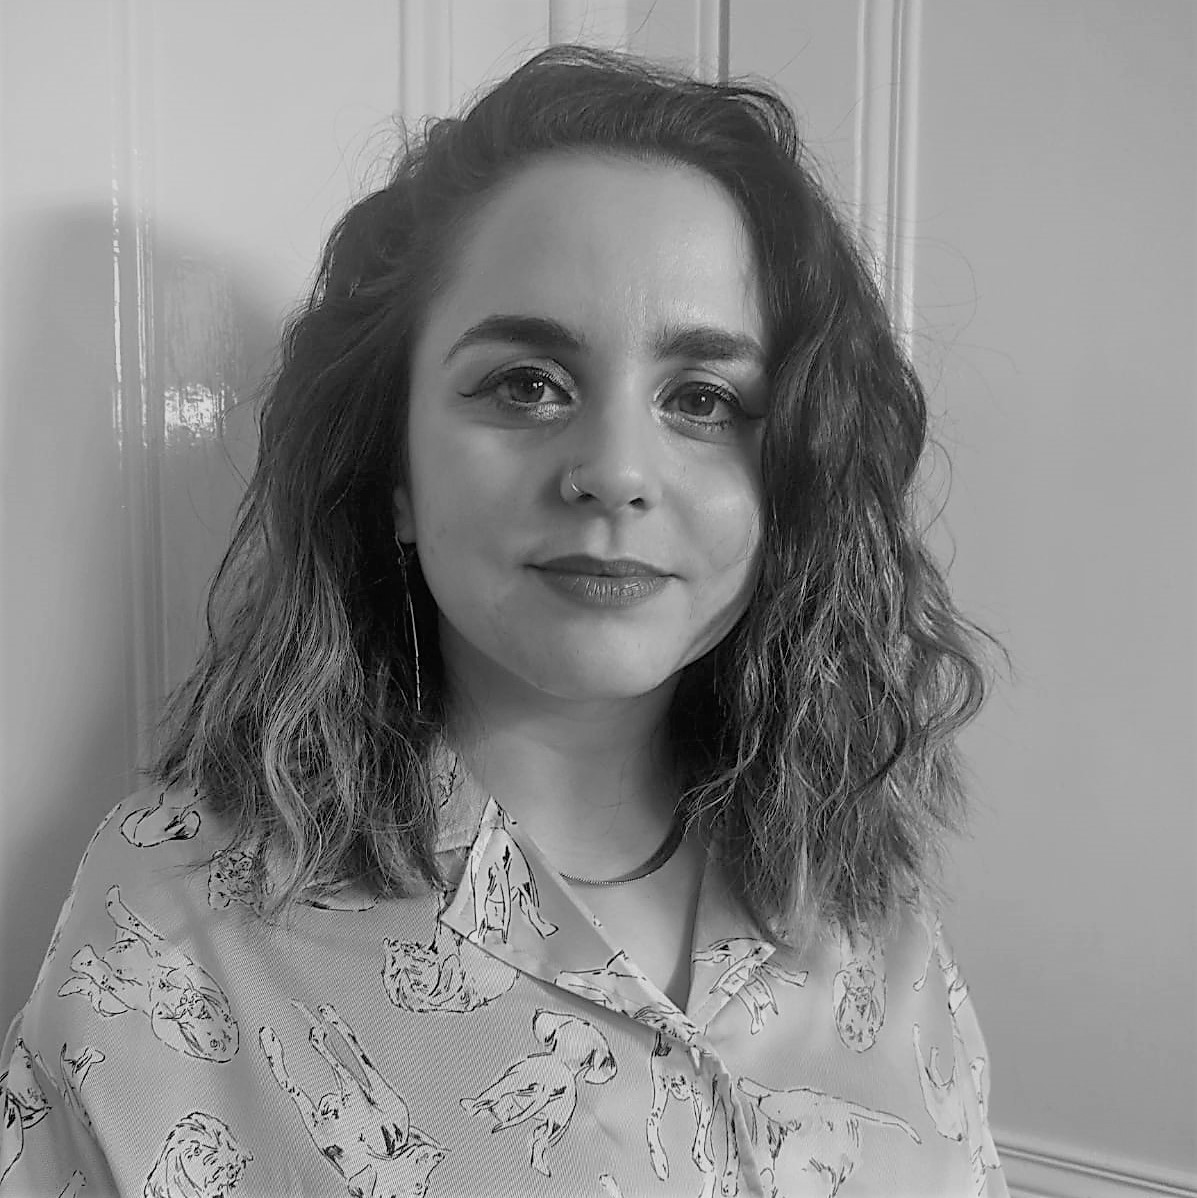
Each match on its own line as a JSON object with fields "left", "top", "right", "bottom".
{"left": 396, "top": 154, "right": 768, "bottom": 708}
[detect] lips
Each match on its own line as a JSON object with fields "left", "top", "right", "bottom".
{"left": 531, "top": 557, "right": 672, "bottom": 607}
{"left": 534, "top": 555, "right": 669, "bottom": 578}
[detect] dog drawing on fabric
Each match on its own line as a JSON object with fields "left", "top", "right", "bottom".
{"left": 966, "top": 1057, "right": 1001, "bottom": 1192}
{"left": 737, "top": 1078, "right": 920, "bottom": 1198}
{"left": 832, "top": 932, "right": 886, "bottom": 1053}
{"left": 691, "top": 938, "right": 809, "bottom": 1035}
{"left": 556, "top": 953, "right": 702, "bottom": 1046}
{"left": 645, "top": 1032, "right": 739, "bottom": 1198}
{"left": 0, "top": 1038, "right": 51, "bottom": 1185}
{"left": 207, "top": 848, "right": 260, "bottom": 910}
{"left": 912, "top": 1021, "right": 970, "bottom": 1142}
{"left": 912, "top": 1023, "right": 999, "bottom": 1195}
{"left": 384, "top": 917, "right": 517, "bottom": 1014}
{"left": 912, "top": 911, "right": 968, "bottom": 1016}
{"left": 556, "top": 949, "right": 645, "bottom": 1000}
{"left": 57, "top": 885, "right": 239, "bottom": 1062}
{"left": 58, "top": 1172, "right": 85, "bottom": 1198}
{"left": 120, "top": 787, "right": 202, "bottom": 847}
{"left": 259, "top": 1003, "right": 446, "bottom": 1198}
{"left": 460, "top": 1009, "right": 617, "bottom": 1178}
{"left": 30, "top": 808, "right": 125, "bottom": 1004}
{"left": 461, "top": 821, "right": 558, "bottom": 945}
{"left": 142, "top": 1110, "right": 252, "bottom": 1198}
{"left": 629, "top": 1002, "right": 703, "bottom": 1048}
{"left": 59, "top": 1043, "right": 104, "bottom": 1129}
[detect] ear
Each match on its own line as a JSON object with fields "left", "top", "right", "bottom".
{"left": 392, "top": 481, "right": 417, "bottom": 543}
{"left": 532, "top": 1009, "right": 566, "bottom": 1047}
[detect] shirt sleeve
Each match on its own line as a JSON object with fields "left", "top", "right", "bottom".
{"left": 937, "top": 922, "right": 1010, "bottom": 1198}
{"left": 1, "top": 800, "right": 147, "bottom": 1197}
{"left": 2, "top": 791, "right": 263, "bottom": 1197}
{"left": 3, "top": 800, "right": 125, "bottom": 1195}
{"left": 2, "top": 1002, "right": 118, "bottom": 1197}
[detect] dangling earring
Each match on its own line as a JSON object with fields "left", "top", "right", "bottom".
{"left": 395, "top": 532, "right": 423, "bottom": 712}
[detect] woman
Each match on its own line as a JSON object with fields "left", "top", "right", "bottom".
{"left": 1, "top": 45, "right": 1007, "bottom": 1198}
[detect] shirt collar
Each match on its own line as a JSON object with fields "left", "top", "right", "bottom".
{"left": 429, "top": 739, "right": 490, "bottom": 854}
{"left": 429, "top": 740, "right": 781, "bottom": 1033}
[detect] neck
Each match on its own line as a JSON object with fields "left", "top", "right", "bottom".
{"left": 441, "top": 636, "right": 681, "bottom": 878}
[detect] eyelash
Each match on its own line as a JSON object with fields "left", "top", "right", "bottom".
{"left": 462, "top": 365, "right": 751, "bottom": 432}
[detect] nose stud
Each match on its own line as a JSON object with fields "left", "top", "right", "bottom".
{"left": 564, "top": 462, "right": 653, "bottom": 509}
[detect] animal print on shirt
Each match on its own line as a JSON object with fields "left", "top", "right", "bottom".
{"left": 461, "top": 1009, "right": 616, "bottom": 1178}
{"left": 59, "top": 1043, "right": 103, "bottom": 1129}
{"left": 833, "top": 930, "right": 886, "bottom": 1053}
{"left": 737, "top": 1077, "right": 920, "bottom": 1198}
{"left": 645, "top": 1032, "right": 739, "bottom": 1198}
{"left": 58, "top": 1171, "right": 85, "bottom": 1198}
{"left": 57, "top": 886, "right": 239, "bottom": 1062}
{"left": 556, "top": 952, "right": 701, "bottom": 1046}
{"left": 120, "top": 788, "right": 202, "bottom": 848}
{"left": 462, "top": 820, "right": 558, "bottom": 945}
{"left": 384, "top": 914, "right": 518, "bottom": 1014}
{"left": 912, "top": 917, "right": 1002, "bottom": 1196}
{"left": 207, "top": 848, "right": 259, "bottom": 911}
{"left": 143, "top": 1111, "right": 251, "bottom": 1197}
{"left": 260, "top": 1003, "right": 446, "bottom": 1198}
{"left": 0, "top": 1038, "right": 51, "bottom": 1185}
{"left": 691, "top": 938, "right": 808, "bottom": 1036}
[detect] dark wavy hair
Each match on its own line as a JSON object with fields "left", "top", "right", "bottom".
{"left": 153, "top": 44, "right": 1001, "bottom": 946}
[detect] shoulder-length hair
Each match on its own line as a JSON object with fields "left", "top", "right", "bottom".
{"left": 153, "top": 44, "right": 1001, "bottom": 946}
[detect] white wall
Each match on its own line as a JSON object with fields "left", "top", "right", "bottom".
{"left": 914, "top": 5, "right": 1197, "bottom": 1185}
{"left": 0, "top": 0, "right": 408, "bottom": 1040}
{"left": 2, "top": 3, "right": 1194, "bottom": 1193}
{"left": 736, "top": 6, "right": 1197, "bottom": 1189}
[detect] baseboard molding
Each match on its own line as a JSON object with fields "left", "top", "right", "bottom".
{"left": 996, "top": 1132, "right": 1197, "bottom": 1198}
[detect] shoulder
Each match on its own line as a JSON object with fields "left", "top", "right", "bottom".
{"left": 108, "top": 778, "right": 240, "bottom": 866}
{"left": 49, "top": 782, "right": 235, "bottom": 924}
{"left": 4, "top": 787, "right": 267, "bottom": 1192}
{"left": 861, "top": 898, "right": 976, "bottom": 1018}
{"left": 870, "top": 899, "right": 998, "bottom": 1118}
{"left": 794, "top": 898, "right": 990, "bottom": 1059}
{"left": 16, "top": 783, "right": 237, "bottom": 1040}
{"left": 10, "top": 782, "right": 268, "bottom": 1089}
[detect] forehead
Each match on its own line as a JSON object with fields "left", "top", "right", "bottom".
{"left": 424, "top": 154, "right": 764, "bottom": 352}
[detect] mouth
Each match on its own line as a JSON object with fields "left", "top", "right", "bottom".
{"left": 532, "top": 555, "right": 670, "bottom": 578}
{"left": 529, "top": 556, "right": 672, "bottom": 607}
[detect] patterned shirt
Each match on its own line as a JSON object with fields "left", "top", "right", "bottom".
{"left": 1, "top": 744, "right": 1008, "bottom": 1197}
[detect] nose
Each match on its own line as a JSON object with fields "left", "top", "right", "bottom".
{"left": 559, "top": 385, "right": 664, "bottom": 512}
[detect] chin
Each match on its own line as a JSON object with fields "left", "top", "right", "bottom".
{"left": 522, "top": 654, "right": 681, "bottom": 704}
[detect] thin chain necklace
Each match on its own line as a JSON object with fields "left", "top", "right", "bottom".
{"left": 557, "top": 816, "right": 687, "bottom": 887}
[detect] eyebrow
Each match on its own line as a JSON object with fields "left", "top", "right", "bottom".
{"left": 441, "top": 314, "right": 767, "bottom": 369}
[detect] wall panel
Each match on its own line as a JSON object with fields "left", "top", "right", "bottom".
{"left": 1, "top": 0, "right": 137, "bottom": 1038}
{"left": 728, "top": 2, "right": 864, "bottom": 210}
{"left": 911, "top": 0, "right": 1196, "bottom": 1175}
{"left": 730, "top": 0, "right": 1197, "bottom": 1185}
{"left": 0, "top": 0, "right": 405, "bottom": 1028}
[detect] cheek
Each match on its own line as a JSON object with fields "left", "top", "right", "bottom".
{"left": 408, "top": 425, "right": 494, "bottom": 545}
{"left": 406, "top": 429, "right": 524, "bottom": 613}
{"left": 412, "top": 471, "right": 463, "bottom": 546}
{"left": 688, "top": 463, "right": 764, "bottom": 581}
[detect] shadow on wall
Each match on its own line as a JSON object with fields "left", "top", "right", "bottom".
{"left": 0, "top": 202, "right": 276, "bottom": 1030}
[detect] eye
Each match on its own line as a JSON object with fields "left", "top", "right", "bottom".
{"left": 663, "top": 381, "right": 750, "bottom": 431}
{"left": 674, "top": 386, "right": 731, "bottom": 419}
{"left": 492, "top": 368, "right": 560, "bottom": 406}
{"left": 462, "top": 364, "right": 573, "bottom": 420}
